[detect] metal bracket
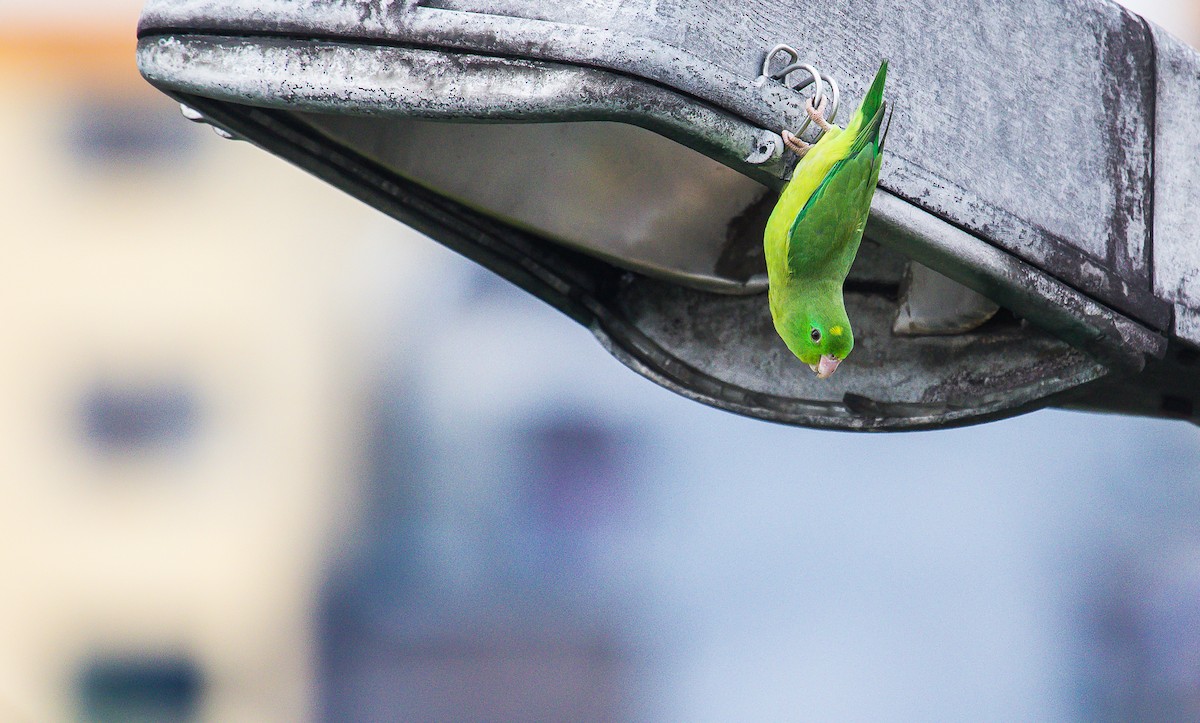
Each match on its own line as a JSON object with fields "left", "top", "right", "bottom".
{"left": 756, "top": 44, "right": 841, "bottom": 143}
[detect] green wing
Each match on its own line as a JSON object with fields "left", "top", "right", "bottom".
{"left": 785, "top": 103, "right": 887, "bottom": 279}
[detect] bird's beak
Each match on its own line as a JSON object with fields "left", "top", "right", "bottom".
{"left": 815, "top": 354, "right": 841, "bottom": 379}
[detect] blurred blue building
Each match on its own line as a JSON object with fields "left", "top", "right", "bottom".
{"left": 317, "top": 258, "right": 1200, "bottom": 721}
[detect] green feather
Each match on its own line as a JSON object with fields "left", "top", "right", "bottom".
{"left": 786, "top": 100, "right": 887, "bottom": 277}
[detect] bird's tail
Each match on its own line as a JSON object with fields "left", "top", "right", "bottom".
{"left": 842, "top": 60, "right": 888, "bottom": 145}
{"left": 858, "top": 59, "right": 888, "bottom": 124}
{"left": 841, "top": 60, "right": 888, "bottom": 156}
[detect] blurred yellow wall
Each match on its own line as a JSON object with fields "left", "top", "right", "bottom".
{"left": 0, "top": 18, "right": 408, "bottom": 723}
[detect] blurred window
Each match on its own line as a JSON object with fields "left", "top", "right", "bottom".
{"left": 76, "top": 654, "right": 203, "bottom": 723}
{"left": 525, "top": 415, "right": 632, "bottom": 531}
{"left": 66, "top": 96, "right": 196, "bottom": 166}
{"left": 79, "top": 381, "right": 199, "bottom": 453}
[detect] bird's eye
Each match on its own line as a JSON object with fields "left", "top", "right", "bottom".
{"left": 810, "top": 328, "right": 822, "bottom": 343}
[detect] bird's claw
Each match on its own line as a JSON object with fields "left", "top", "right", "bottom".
{"left": 781, "top": 129, "right": 811, "bottom": 156}
{"left": 782, "top": 96, "right": 833, "bottom": 158}
{"left": 805, "top": 96, "right": 833, "bottom": 132}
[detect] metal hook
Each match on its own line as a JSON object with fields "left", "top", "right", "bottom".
{"left": 759, "top": 45, "right": 841, "bottom": 141}
{"left": 791, "top": 72, "right": 839, "bottom": 129}
{"left": 760, "top": 44, "right": 799, "bottom": 79}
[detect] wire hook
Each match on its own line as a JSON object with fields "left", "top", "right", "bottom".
{"left": 760, "top": 45, "right": 841, "bottom": 145}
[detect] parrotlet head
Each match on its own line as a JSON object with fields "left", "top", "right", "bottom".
{"left": 773, "top": 290, "right": 854, "bottom": 379}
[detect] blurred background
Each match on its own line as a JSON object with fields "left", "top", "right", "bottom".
{"left": 1, "top": 1, "right": 1198, "bottom": 720}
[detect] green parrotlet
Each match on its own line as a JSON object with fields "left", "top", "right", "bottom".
{"left": 764, "top": 60, "right": 889, "bottom": 378}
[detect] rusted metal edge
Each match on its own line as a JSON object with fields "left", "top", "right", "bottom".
{"left": 136, "top": 33, "right": 790, "bottom": 187}
{"left": 1148, "top": 24, "right": 1200, "bottom": 349}
{"left": 136, "top": 2, "right": 808, "bottom": 130}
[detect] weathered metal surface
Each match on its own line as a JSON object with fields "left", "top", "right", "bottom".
{"left": 601, "top": 278, "right": 1110, "bottom": 431}
{"left": 1069, "top": 343, "right": 1200, "bottom": 421}
{"left": 1149, "top": 25, "right": 1200, "bottom": 349}
{"left": 135, "top": 35, "right": 1166, "bottom": 364}
{"left": 1175, "top": 307, "right": 1200, "bottom": 349}
{"left": 136, "top": 35, "right": 789, "bottom": 185}
{"left": 137, "top": 0, "right": 1171, "bottom": 330}
{"left": 866, "top": 190, "right": 1164, "bottom": 372}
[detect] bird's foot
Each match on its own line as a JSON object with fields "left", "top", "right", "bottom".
{"left": 782, "top": 96, "right": 832, "bottom": 157}
{"left": 805, "top": 96, "right": 833, "bottom": 132}
{"left": 781, "top": 129, "right": 810, "bottom": 156}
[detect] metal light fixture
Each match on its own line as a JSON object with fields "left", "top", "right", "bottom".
{"left": 136, "top": 0, "right": 1200, "bottom": 429}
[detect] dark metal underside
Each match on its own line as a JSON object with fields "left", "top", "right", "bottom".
{"left": 150, "top": 88, "right": 1118, "bottom": 430}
